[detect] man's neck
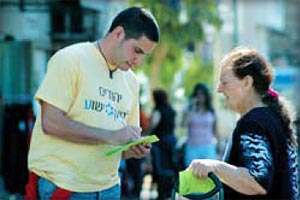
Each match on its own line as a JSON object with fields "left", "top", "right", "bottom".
{"left": 96, "top": 39, "right": 117, "bottom": 71}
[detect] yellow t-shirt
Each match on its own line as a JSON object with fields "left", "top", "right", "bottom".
{"left": 28, "top": 42, "right": 140, "bottom": 192}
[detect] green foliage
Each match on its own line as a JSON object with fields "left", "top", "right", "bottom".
{"left": 129, "top": 0, "right": 221, "bottom": 89}
{"left": 158, "top": 48, "right": 182, "bottom": 88}
{"left": 183, "top": 57, "right": 215, "bottom": 96}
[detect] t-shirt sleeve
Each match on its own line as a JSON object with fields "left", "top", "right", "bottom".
{"left": 238, "top": 131, "right": 274, "bottom": 192}
{"left": 35, "top": 50, "right": 79, "bottom": 112}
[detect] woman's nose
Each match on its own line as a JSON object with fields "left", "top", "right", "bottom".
{"left": 217, "top": 85, "right": 223, "bottom": 93}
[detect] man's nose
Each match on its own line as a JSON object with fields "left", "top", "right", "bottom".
{"left": 134, "top": 55, "right": 144, "bottom": 66}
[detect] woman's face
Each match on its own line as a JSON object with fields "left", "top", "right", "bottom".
{"left": 195, "top": 89, "right": 205, "bottom": 105}
{"left": 217, "top": 66, "right": 247, "bottom": 114}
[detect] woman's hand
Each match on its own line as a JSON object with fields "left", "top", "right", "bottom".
{"left": 188, "top": 159, "right": 217, "bottom": 179}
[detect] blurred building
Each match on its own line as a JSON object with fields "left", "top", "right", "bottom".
{"left": 196, "top": 0, "right": 300, "bottom": 143}
{"left": 212, "top": 0, "right": 299, "bottom": 61}
{"left": 0, "top": 0, "right": 126, "bottom": 99}
{"left": 213, "top": 0, "right": 300, "bottom": 107}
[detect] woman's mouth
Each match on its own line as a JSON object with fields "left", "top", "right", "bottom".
{"left": 126, "top": 61, "right": 133, "bottom": 69}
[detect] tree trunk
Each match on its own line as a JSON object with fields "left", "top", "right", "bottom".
{"left": 150, "top": 45, "right": 168, "bottom": 89}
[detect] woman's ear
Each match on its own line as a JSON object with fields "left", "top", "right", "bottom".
{"left": 243, "top": 75, "right": 253, "bottom": 90}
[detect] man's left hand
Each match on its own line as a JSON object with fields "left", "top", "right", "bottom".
{"left": 122, "top": 143, "right": 151, "bottom": 159}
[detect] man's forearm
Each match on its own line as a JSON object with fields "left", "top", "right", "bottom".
{"left": 41, "top": 102, "right": 115, "bottom": 144}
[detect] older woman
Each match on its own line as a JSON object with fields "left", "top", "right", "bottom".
{"left": 188, "top": 47, "right": 299, "bottom": 199}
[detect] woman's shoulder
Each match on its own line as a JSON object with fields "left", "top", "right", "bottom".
{"left": 237, "top": 107, "right": 281, "bottom": 134}
{"left": 243, "top": 107, "right": 275, "bottom": 121}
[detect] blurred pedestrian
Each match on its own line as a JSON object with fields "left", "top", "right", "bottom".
{"left": 188, "top": 47, "right": 299, "bottom": 199}
{"left": 122, "top": 104, "right": 150, "bottom": 199}
{"left": 149, "top": 89, "right": 177, "bottom": 200}
{"left": 140, "top": 104, "right": 150, "bottom": 134}
{"left": 182, "top": 82, "right": 219, "bottom": 167}
{"left": 26, "top": 7, "right": 160, "bottom": 200}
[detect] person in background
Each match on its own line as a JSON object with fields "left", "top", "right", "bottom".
{"left": 149, "top": 89, "right": 177, "bottom": 200}
{"left": 182, "top": 82, "right": 219, "bottom": 167}
{"left": 26, "top": 7, "right": 160, "bottom": 200}
{"left": 188, "top": 47, "right": 299, "bottom": 200}
{"left": 140, "top": 104, "right": 150, "bottom": 133}
{"left": 122, "top": 103, "right": 150, "bottom": 199}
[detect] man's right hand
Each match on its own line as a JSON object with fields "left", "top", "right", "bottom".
{"left": 112, "top": 126, "right": 142, "bottom": 145}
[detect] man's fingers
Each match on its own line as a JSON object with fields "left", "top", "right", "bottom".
{"left": 128, "top": 126, "right": 142, "bottom": 140}
{"left": 131, "top": 144, "right": 150, "bottom": 157}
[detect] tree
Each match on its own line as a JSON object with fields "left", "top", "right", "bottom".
{"left": 130, "top": 0, "right": 221, "bottom": 90}
{"left": 183, "top": 56, "right": 215, "bottom": 96}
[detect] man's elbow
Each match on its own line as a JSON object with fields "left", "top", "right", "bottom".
{"left": 41, "top": 118, "right": 56, "bottom": 135}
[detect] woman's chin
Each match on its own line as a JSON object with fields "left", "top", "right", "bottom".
{"left": 225, "top": 103, "right": 234, "bottom": 111}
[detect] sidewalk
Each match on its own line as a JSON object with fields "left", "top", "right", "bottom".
{"left": 0, "top": 177, "right": 23, "bottom": 200}
{"left": 139, "top": 174, "right": 158, "bottom": 200}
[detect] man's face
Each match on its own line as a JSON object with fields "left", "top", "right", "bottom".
{"left": 114, "top": 35, "right": 157, "bottom": 71}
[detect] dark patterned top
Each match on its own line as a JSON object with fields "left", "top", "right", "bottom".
{"left": 223, "top": 107, "right": 299, "bottom": 200}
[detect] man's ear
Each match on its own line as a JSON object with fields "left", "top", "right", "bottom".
{"left": 111, "top": 26, "right": 125, "bottom": 40}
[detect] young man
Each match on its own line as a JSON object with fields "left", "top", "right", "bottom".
{"left": 26, "top": 7, "right": 160, "bottom": 200}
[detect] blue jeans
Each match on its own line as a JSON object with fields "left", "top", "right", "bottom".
{"left": 38, "top": 177, "right": 120, "bottom": 200}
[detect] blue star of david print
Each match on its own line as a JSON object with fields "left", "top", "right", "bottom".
{"left": 106, "top": 103, "right": 114, "bottom": 116}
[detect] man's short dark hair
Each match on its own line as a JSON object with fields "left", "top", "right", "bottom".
{"left": 108, "top": 7, "right": 160, "bottom": 43}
